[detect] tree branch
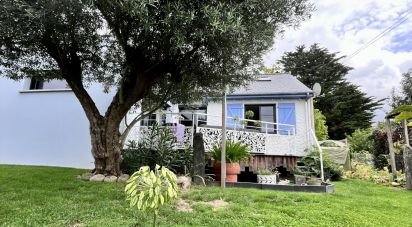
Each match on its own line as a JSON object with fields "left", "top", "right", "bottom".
{"left": 41, "top": 34, "right": 102, "bottom": 122}
{"left": 119, "top": 101, "right": 164, "bottom": 146}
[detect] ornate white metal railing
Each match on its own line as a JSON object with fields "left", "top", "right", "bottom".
{"left": 197, "top": 127, "right": 267, "bottom": 153}
{"left": 126, "top": 111, "right": 297, "bottom": 155}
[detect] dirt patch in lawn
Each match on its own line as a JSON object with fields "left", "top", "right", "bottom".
{"left": 69, "top": 223, "right": 85, "bottom": 227}
{"left": 176, "top": 199, "right": 193, "bottom": 212}
{"left": 176, "top": 199, "right": 229, "bottom": 212}
{"left": 196, "top": 199, "right": 229, "bottom": 210}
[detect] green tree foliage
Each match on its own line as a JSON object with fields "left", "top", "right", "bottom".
{"left": 391, "top": 69, "right": 412, "bottom": 108}
{"left": 0, "top": 0, "right": 313, "bottom": 174}
{"left": 279, "top": 44, "right": 383, "bottom": 139}
{"left": 314, "top": 109, "right": 328, "bottom": 141}
{"left": 347, "top": 128, "right": 373, "bottom": 154}
{"left": 260, "top": 64, "right": 284, "bottom": 74}
{"left": 391, "top": 105, "right": 412, "bottom": 124}
{"left": 371, "top": 127, "right": 405, "bottom": 170}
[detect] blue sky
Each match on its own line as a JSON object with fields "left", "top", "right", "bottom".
{"left": 263, "top": 0, "right": 412, "bottom": 122}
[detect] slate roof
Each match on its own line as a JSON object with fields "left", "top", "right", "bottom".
{"left": 229, "top": 74, "right": 313, "bottom": 96}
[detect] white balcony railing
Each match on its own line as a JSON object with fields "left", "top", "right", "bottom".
{"left": 126, "top": 112, "right": 297, "bottom": 155}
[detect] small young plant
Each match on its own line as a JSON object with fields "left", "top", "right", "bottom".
{"left": 257, "top": 168, "right": 273, "bottom": 175}
{"left": 125, "top": 165, "right": 179, "bottom": 227}
{"left": 257, "top": 168, "right": 280, "bottom": 175}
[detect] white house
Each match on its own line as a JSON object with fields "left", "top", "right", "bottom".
{"left": 0, "top": 77, "right": 112, "bottom": 169}
{"left": 206, "top": 74, "right": 315, "bottom": 154}
{"left": 130, "top": 74, "right": 317, "bottom": 172}
{"left": 0, "top": 73, "right": 316, "bottom": 171}
{"left": 200, "top": 74, "right": 316, "bottom": 171}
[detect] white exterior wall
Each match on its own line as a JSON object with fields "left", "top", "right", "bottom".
{"left": 206, "top": 102, "right": 223, "bottom": 126}
{"left": 0, "top": 77, "right": 114, "bottom": 169}
{"left": 206, "top": 98, "right": 313, "bottom": 156}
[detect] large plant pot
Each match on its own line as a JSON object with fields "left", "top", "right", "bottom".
{"left": 257, "top": 175, "right": 277, "bottom": 184}
{"left": 294, "top": 175, "right": 306, "bottom": 185}
{"left": 307, "top": 177, "right": 322, "bottom": 186}
{"left": 213, "top": 161, "right": 241, "bottom": 182}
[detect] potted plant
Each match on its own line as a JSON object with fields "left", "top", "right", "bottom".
{"left": 240, "top": 110, "right": 262, "bottom": 131}
{"left": 295, "top": 148, "right": 332, "bottom": 185}
{"left": 212, "top": 140, "right": 251, "bottom": 182}
{"left": 257, "top": 168, "right": 279, "bottom": 184}
{"left": 293, "top": 167, "right": 308, "bottom": 185}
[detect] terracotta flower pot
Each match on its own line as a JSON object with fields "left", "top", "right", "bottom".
{"left": 213, "top": 161, "right": 241, "bottom": 182}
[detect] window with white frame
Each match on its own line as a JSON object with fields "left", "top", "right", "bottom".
{"left": 23, "top": 78, "right": 70, "bottom": 91}
{"left": 226, "top": 102, "right": 296, "bottom": 135}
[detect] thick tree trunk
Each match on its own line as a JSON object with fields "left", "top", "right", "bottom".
{"left": 90, "top": 117, "right": 122, "bottom": 176}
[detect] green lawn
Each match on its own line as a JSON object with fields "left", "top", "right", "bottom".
{"left": 1, "top": 165, "right": 411, "bottom": 227}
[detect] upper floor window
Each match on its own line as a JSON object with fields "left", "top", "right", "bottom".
{"left": 21, "top": 78, "right": 70, "bottom": 92}
{"left": 29, "top": 78, "right": 44, "bottom": 90}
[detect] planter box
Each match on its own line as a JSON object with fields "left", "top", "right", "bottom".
{"left": 257, "top": 175, "right": 277, "bottom": 184}
{"left": 307, "top": 178, "right": 322, "bottom": 186}
{"left": 206, "top": 181, "right": 335, "bottom": 193}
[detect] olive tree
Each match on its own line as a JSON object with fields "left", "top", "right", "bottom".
{"left": 0, "top": 0, "right": 313, "bottom": 175}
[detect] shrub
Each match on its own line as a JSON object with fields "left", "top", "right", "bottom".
{"left": 370, "top": 127, "right": 404, "bottom": 170}
{"left": 351, "top": 150, "right": 373, "bottom": 165}
{"left": 211, "top": 140, "right": 251, "bottom": 163}
{"left": 121, "top": 124, "right": 193, "bottom": 175}
{"left": 345, "top": 163, "right": 405, "bottom": 186}
{"left": 347, "top": 128, "right": 373, "bottom": 154}
{"left": 314, "top": 109, "right": 328, "bottom": 141}
{"left": 297, "top": 147, "right": 343, "bottom": 181}
{"left": 257, "top": 169, "right": 273, "bottom": 175}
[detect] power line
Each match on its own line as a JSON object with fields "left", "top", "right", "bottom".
{"left": 345, "top": 7, "right": 412, "bottom": 61}
{"left": 282, "top": 7, "right": 412, "bottom": 73}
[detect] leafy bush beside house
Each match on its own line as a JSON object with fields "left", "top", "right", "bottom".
{"left": 296, "top": 148, "right": 343, "bottom": 181}
{"left": 121, "top": 125, "right": 193, "bottom": 175}
{"left": 314, "top": 109, "right": 328, "bottom": 141}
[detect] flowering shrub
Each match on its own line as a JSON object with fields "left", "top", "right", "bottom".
{"left": 344, "top": 162, "right": 405, "bottom": 186}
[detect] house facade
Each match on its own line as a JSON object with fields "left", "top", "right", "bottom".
{"left": 128, "top": 74, "right": 316, "bottom": 172}
{"left": 201, "top": 74, "right": 316, "bottom": 171}
{"left": 206, "top": 74, "right": 315, "bottom": 156}
{"left": 0, "top": 77, "right": 111, "bottom": 169}
{"left": 1, "top": 73, "right": 316, "bottom": 171}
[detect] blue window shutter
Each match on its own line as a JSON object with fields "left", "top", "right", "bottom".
{"left": 278, "top": 103, "right": 296, "bottom": 135}
{"left": 226, "top": 104, "right": 243, "bottom": 128}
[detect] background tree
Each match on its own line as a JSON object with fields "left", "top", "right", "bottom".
{"left": 260, "top": 64, "right": 284, "bottom": 74}
{"left": 347, "top": 128, "right": 373, "bottom": 154}
{"left": 390, "top": 69, "right": 412, "bottom": 108}
{"left": 279, "top": 44, "right": 383, "bottom": 139}
{"left": 314, "top": 109, "right": 328, "bottom": 141}
{"left": 0, "top": 0, "right": 313, "bottom": 175}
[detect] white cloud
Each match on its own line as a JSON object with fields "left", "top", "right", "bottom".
{"left": 264, "top": 0, "right": 412, "bottom": 122}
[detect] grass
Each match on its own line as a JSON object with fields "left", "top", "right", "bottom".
{"left": 1, "top": 165, "right": 412, "bottom": 227}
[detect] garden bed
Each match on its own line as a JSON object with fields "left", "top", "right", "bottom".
{"left": 207, "top": 181, "right": 335, "bottom": 193}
